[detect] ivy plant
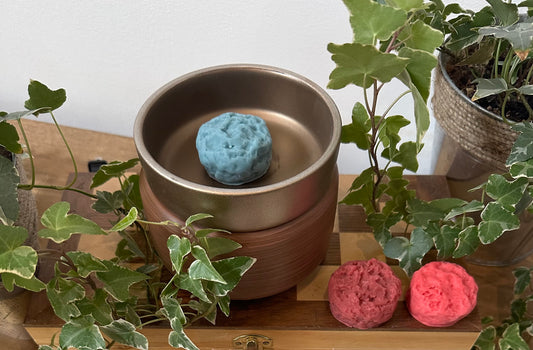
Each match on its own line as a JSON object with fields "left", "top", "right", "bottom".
{"left": 0, "top": 81, "right": 255, "bottom": 350}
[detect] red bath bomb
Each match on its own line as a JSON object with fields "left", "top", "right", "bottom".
{"left": 407, "top": 261, "right": 478, "bottom": 327}
{"left": 328, "top": 258, "right": 402, "bottom": 329}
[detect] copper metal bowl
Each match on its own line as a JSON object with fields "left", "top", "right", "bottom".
{"left": 134, "top": 64, "right": 341, "bottom": 232}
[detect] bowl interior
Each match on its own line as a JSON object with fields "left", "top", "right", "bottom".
{"left": 139, "top": 65, "right": 338, "bottom": 189}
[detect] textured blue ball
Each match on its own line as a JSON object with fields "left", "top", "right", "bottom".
{"left": 196, "top": 112, "right": 272, "bottom": 185}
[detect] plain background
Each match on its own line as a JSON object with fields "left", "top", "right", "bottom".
{"left": 0, "top": 0, "right": 487, "bottom": 174}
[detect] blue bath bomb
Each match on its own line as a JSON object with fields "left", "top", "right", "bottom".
{"left": 196, "top": 112, "right": 272, "bottom": 185}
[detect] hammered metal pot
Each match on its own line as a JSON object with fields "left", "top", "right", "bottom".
{"left": 134, "top": 64, "right": 341, "bottom": 299}
{"left": 134, "top": 64, "right": 341, "bottom": 232}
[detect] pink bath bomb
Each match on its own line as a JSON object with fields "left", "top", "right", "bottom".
{"left": 407, "top": 261, "right": 478, "bottom": 327}
{"left": 328, "top": 258, "right": 402, "bottom": 329}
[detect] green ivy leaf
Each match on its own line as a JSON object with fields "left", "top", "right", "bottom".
{"left": 474, "top": 325, "right": 497, "bottom": 350}
{"left": 366, "top": 212, "right": 402, "bottom": 247}
{"left": 189, "top": 246, "right": 226, "bottom": 284}
{"left": 328, "top": 42, "right": 410, "bottom": 89}
{"left": 398, "top": 20, "right": 444, "bottom": 53}
{"left": 378, "top": 114, "right": 410, "bottom": 148}
{"left": 110, "top": 207, "right": 138, "bottom": 232}
{"left": 343, "top": 0, "right": 406, "bottom": 45}
{"left": 341, "top": 102, "right": 371, "bottom": 150}
{"left": 47, "top": 277, "right": 85, "bottom": 321}
{"left": 432, "top": 225, "right": 461, "bottom": 259}
{"left": 122, "top": 174, "right": 143, "bottom": 212}
{"left": 90, "top": 158, "right": 139, "bottom": 189}
{"left": 100, "top": 319, "right": 148, "bottom": 350}
{"left": 66, "top": 251, "right": 107, "bottom": 278}
{"left": 0, "top": 121, "right": 22, "bottom": 154}
{"left": 162, "top": 296, "right": 199, "bottom": 350}
{"left": 95, "top": 260, "right": 148, "bottom": 302}
{"left": 444, "top": 200, "right": 484, "bottom": 220}
{"left": 479, "top": 202, "right": 520, "bottom": 244}
{"left": 177, "top": 274, "right": 210, "bottom": 303}
{"left": 217, "top": 294, "right": 231, "bottom": 317}
{"left": 0, "top": 272, "right": 45, "bottom": 292}
{"left": 518, "top": 84, "right": 533, "bottom": 95}
{"left": 76, "top": 289, "right": 114, "bottom": 326}
{"left": 92, "top": 190, "right": 124, "bottom": 214}
{"left": 39, "top": 202, "right": 108, "bottom": 243}
{"left": 167, "top": 235, "right": 191, "bottom": 273}
{"left": 382, "top": 141, "right": 419, "bottom": 172}
{"left": 0, "top": 108, "right": 51, "bottom": 121}
{"left": 446, "top": 7, "right": 494, "bottom": 51}
{"left": 59, "top": 315, "right": 106, "bottom": 350}
{"left": 513, "top": 267, "right": 531, "bottom": 295}
{"left": 453, "top": 225, "right": 481, "bottom": 258}
{"left": 0, "top": 155, "right": 20, "bottom": 224}
{"left": 0, "top": 225, "right": 37, "bottom": 279}
{"left": 383, "top": 227, "right": 433, "bottom": 276}
{"left": 485, "top": 174, "right": 528, "bottom": 211}
{"left": 487, "top": 0, "right": 519, "bottom": 26}
{"left": 397, "top": 70, "right": 430, "bottom": 146}
{"left": 206, "top": 256, "right": 256, "bottom": 297}
{"left": 24, "top": 80, "right": 66, "bottom": 113}
{"left": 199, "top": 236, "right": 242, "bottom": 259}
{"left": 114, "top": 297, "right": 141, "bottom": 327}
{"left": 472, "top": 78, "right": 508, "bottom": 101}
{"left": 499, "top": 323, "right": 529, "bottom": 350}
{"left": 185, "top": 213, "right": 213, "bottom": 227}
{"left": 398, "top": 48, "right": 438, "bottom": 102}
{"left": 407, "top": 198, "right": 446, "bottom": 227}
{"left": 507, "top": 122, "right": 533, "bottom": 166}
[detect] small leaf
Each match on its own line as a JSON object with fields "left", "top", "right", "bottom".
{"left": 100, "top": 319, "right": 148, "bottom": 350}
{"left": 76, "top": 289, "right": 113, "bottom": 326}
{"left": 167, "top": 235, "right": 191, "bottom": 273}
{"left": 486, "top": 0, "right": 519, "bottom": 26}
{"left": 507, "top": 122, "right": 533, "bottom": 166}
{"left": 433, "top": 225, "right": 461, "bottom": 259}
{"left": 398, "top": 20, "right": 444, "bottom": 53}
{"left": 66, "top": 251, "right": 107, "bottom": 278}
{"left": 499, "top": 323, "right": 529, "bottom": 350}
{"left": 398, "top": 47, "right": 438, "bottom": 102}
{"left": 407, "top": 198, "right": 446, "bottom": 227}
{"left": 0, "top": 121, "right": 22, "bottom": 154}
{"left": 485, "top": 174, "right": 528, "bottom": 210}
{"left": 122, "top": 174, "right": 143, "bottom": 212}
{"left": 90, "top": 158, "right": 139, "bottom": 188}
{"left": 185, "top": 213, "right": 213, "bottom": 227}
{"left": 513, "top": 267, "right": 531, "bottom": 295}
{"left": 366, "top": 212, "right": 401, "bottom": 247}
{"left": 0, "top": 155, "right": 20, "bottom": 224}
{"left": 199, "top": 236, "right": 242, "bottom": 259}
{"left": 92, "top": 190, "right": 124, "bottom": 214}
{"left": 480, "top": 22, "right": 533, "bottom": 58}
{"left": 518, "top": 84, "right": 533, "bottom": 95}
{"left": 95, "top": 260, "right": 148, "bottom": 302}
{"left": 472, "top": 78, "right": 509, "bottom": 101}
{"left": 47, "top": 277, "right": 85, "bottom": 321}
{"left": 0, "top": 272, "right": 45, "bottom": 292}
{"left": 168, "top": 328, "right": 199, "bottom": 350}
{"left": 59, "top": 315, "right": 106, "bottom": 350}
{"left": 0, "top": 225, "right": 37, "bottom": 279}
{"left": 189, "top": 246, "right": 226, "bottom": 283}
{"left": 328, "top": 42, "right": 410, "bottom": 89}
{"left": 453, "top": 225, "right": 481, "bottom": 258}
{"left": 0, "top": 108, "right": 51, "bottom": 121}
{"left": 110, "top": 207, "right": 138, "bottom": 232}
{"left": 39, "top": 202, "right": 107, "bottom": 243}
{"left": 24, "top": 80, "right": 66, "bottom": 113}
{"left": 473, "top": 326, "right": 497, "bottom": 350}
{"left": 206, "top": 256, "right": 256, "bottom": 297}
{"left": 343, "top": 0, "right": 407, "bottom": 45}
{"left": 445, "top": 200, "right": 484, "bottom": 221}
{"left": 340, "top": 102, "right": 371, "bottom": 150}
{"left": 383, "top": 227, "right": 433, "bottom": 276}
{"left": 177, "top": 274, "right": 210, "bottom": 303}
{"left": 478, "top": 202, "right": 520, "bottom": 244}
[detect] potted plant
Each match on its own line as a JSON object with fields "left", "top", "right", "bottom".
{"left": 431, "top": 0, "right": 533, "bottom": 265}
{"left": 0, "top": 81, "right": 255, "bottom": 350}
{"left": 328, "top": 0, "right": 533, "bottom": 347}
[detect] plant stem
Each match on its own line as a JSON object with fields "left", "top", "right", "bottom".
{"left": 518, "top": 92, "right": 533, "bottom": 121}
{"left": 50, "top": 111, "right": 78, "bottom": 189}
{"left": 16, "top": 119, "right": 36, "bottom": 189}
{"left": 17, "top": 183, "right": 97, "bottom": 198}
{"left": 382, "top": 90, "right": 411, "bottom": 119}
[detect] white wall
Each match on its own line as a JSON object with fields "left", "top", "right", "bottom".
{"left": 0, "top": 0, "right": 486, "bottom": 174}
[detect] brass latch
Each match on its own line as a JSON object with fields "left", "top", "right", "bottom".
{"left": 233, "top": 334, "right": 273, "bottom": 350}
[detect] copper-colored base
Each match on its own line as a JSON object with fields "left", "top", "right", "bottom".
{"left": 140, "top": 169, "right": 338, "bottom": 300}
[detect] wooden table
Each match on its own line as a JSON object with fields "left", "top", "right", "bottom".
{"left": 2, "top": 120, "right": 531, "bottom": 349}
